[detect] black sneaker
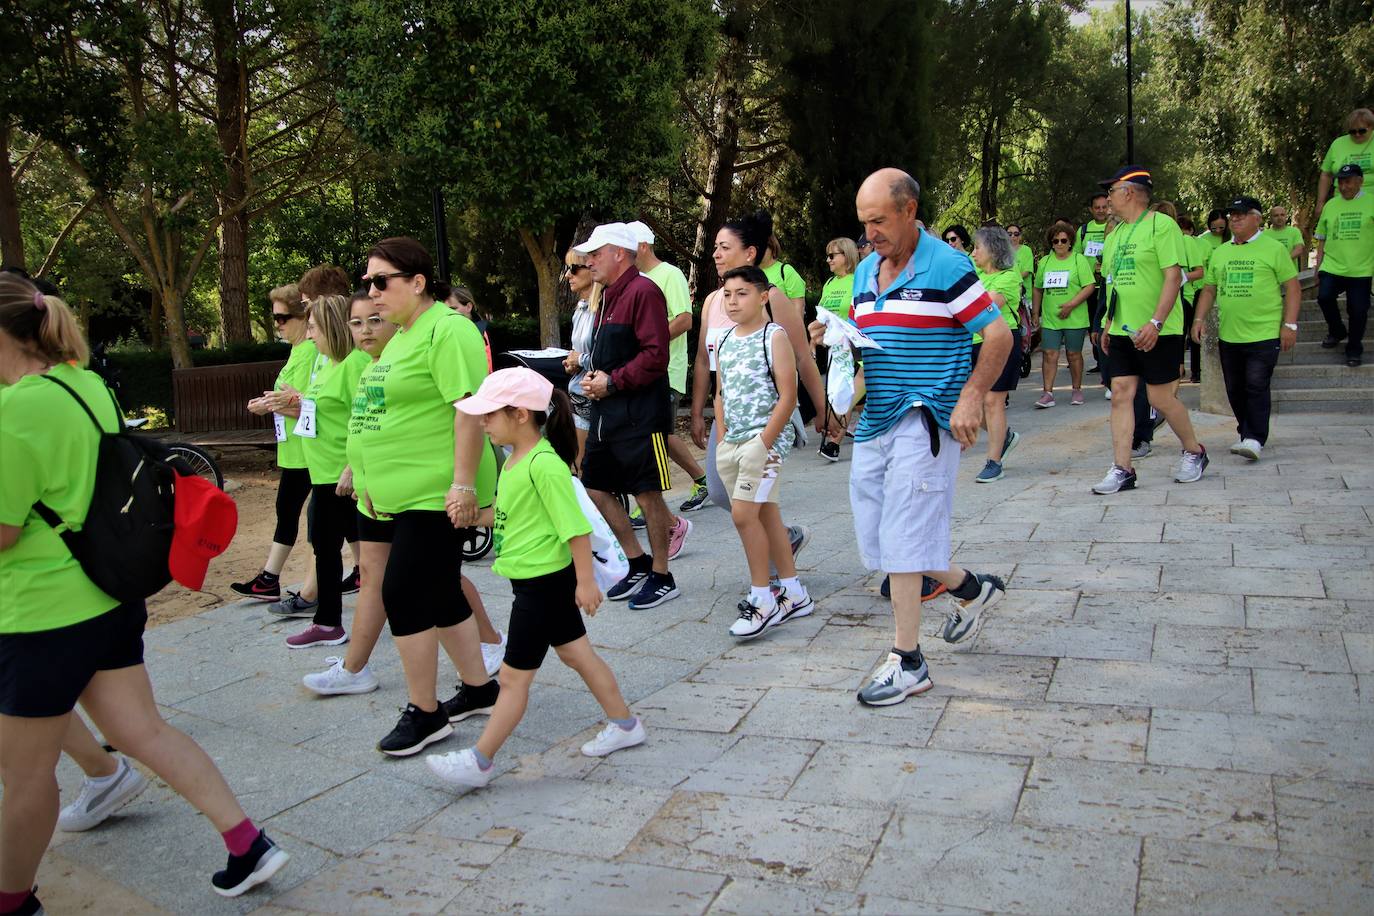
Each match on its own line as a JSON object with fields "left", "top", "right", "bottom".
{"left": 377, "top": 704, "right": 453, "bottom": 757}
{"left": 441, "top": 680, "right": 499, "bottom": 723}
{"left": 211, "top": 831, "right": 290, "bottom": 898}
{"left": 679, "top": 482, "right": 710, "bottom": 513}
{"left": 607, "top": 568, "right": 650, "bottom": 601}
{"left": 628, "top": 572, "right": 680, "bottom": 610}
{"left": 1321, "top": 334, "right": 1346, "bottom": 349}
{"left": 341, "top": 566, "right": 360, "bottom": 595}
{"left": 880, "top": 575, "right": 948, "bottom": 601}
{"left": 230, "top": 571, "right": 280, "bottom": 601}
{"left": 8, "top": 890, "right": 43, "bottom": 915}
{"left": 818, "top": 440, "right": 840, "bottom": 462}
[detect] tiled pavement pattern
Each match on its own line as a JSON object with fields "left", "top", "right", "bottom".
{"left": 30, "top": 396, "right": 1374, "bottom": 914}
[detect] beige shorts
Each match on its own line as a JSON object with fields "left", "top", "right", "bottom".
{"left": 715, "top": 435, "right": 783, "bottom": 504}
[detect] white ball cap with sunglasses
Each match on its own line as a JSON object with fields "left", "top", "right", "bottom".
{"left": 457, "top": 367, "right": 554, "bottom": 416}
{"left": 573, "top": 222, "right": 638, "bottom": 254}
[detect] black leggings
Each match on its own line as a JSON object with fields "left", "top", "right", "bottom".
{"left": 273, "top": 467, "right": 313, "bottom": 545}
{"left": 382, "top": 510, "right": 471, "bottom": 638}
{"left": 310, "top": 484, "right": 357, "bottom": 628}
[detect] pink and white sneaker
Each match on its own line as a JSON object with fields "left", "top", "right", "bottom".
{"left": 1070, "top": 389, "right": 1085, "bottom": 406}
{"left": 1034, "top": 391, "right": 1055, "bottom": 409}
{"left": 286, "top": 624, "right": 348, "bottom": 649}
{"left": 667, "top": 516, "right": 693, "bottom": 561}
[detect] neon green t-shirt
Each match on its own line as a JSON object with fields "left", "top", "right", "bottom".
{"left": 1102, "top": 211, "right": 1186, "bottom": 337}
{"left": 1203, "top": 232, "right": 1298, "bottom": 344}
{"left": 346, "top": 358, "right": 378, "bottom": 519}
{"left": 1183, "top": 234, "right": 1213, "bottom": 298}
{"left": 0, "top": 364, "right": 121, "bottom": 633}
{"left": 301, "top": 348, "right": 370, "bottom": 485}
{"left": 645, "top": 261, "right": 692, "bottom": 393}
{"left": 972, "top": 267, "right": 1021, "bottom": 343}
{"left": 1035, "top": 252, "right": 1095, "bottom": 330}
{"left": 491, "top": 440, "right": 592, "bottom": 580}
{"left": 357, "top": 305, "right": 497, "bottom": 514}
{"left": 1202, "top": 231, "right": 1226, "bottom": 253}
{"left": 1074, "top": 220, "right": 1109, "bottom": 267}
{"left": 1013, "top": 244, "right": 1034, "bottom": 287}
{"left": 817, "top": 273, "right": 855, "bottom": 319}
{"left": 1321, "top": 134, "right": 1374, "bottom": 175}
{"left": 1269, "top": 225, "right": 1305, "bottom": 268}
{"left": 763, "top": 260, "right": 806, "bottom": 300}
{"left": 1314, "top": 191, "right": 1374, "bottom": 278}
{"left": 274, "top": 339, "right": 318, "bottom": 469}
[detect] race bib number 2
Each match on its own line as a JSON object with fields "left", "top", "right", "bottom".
{"left": 294, "top": 399, "right": 318, "bottom": 438}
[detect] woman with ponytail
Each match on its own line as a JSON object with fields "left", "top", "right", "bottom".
{"left": 426, "top": 368, "right": 647, "bottom": 789}
{"left": 0, "top": 273, "right": 289, "bottom": 911}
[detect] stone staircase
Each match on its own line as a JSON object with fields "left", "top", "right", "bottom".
{"left": 1270, "top": 274, "right": 1374, "bottom": 414}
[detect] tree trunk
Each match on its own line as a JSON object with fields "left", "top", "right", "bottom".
{"left": 518, "top": 225, "right": 563, "bottom": 347}
{"left": 210, "top": 0, "right": 252, "bottom": 343}
{"left": 688, "top": 36, "right": 745, "bottom": 301}
{"left": 161, "top": 283, "right": 195, "bottom": 369}
{"left": 0, "top": 125, "right": 26, "bottom": 270}
{"left": 149, "top": 287, "right": 165, "bottom": 350}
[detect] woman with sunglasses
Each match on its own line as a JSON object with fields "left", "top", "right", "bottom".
{"left": 815, "top": 237, "right": 860, "bottom": 462}
{"left": 942, "top": 225, "right": 971, "bottom": 253}
{"left": 354, "top": 238, "right": 501, "bottom": 756}
{"left": 1317, "top": 108, "right": 1374, "bottom": 211}
{"left": 969, "top": 226, "right": 1023, "bottom": 483}
{"left": 1032, "top": 222, "right": 1096, "bottom": 408}
{"left": 236, "top": 285, "right": 320, "bottom": 604}
{"left": 561, "top": 250, "right": 602, "bottom": 468}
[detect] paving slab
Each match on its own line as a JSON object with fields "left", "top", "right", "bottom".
{"left": 1075, "top": 590, "right": 1245, "bottom": 627}
{"left": 1160, "top": 564, "right": 1326, "bottom": 598}
{"left": 928, "top": 698, "right": 1149, "bottom": 763}
{"left": 1148, "top": 709, "right": 1374, "bottom": 782}
{"left": 1252, "top": 669, "right": 1369, "bottom": 719}
{"left": 1245, "top": 596, "right": 1372, "bottom": 631}
{"left": 1273, "top": 778, "right": 1374, "bottom": 861}
{"left": 971, "top": 619, "right": 1153, "bottom": 661}
{"left": 1345, "top": 632, "right": 1374, "bottom": 673}
{"left": 735, "top": 686, "right": 945, "bottom": 744}
{"left": 1047, "top": 659, "right": 1254, "bottom": 712}
{"left": 632, "top": 681, "right": 763, "bottom": 733}
{"left": 1152, "top": 624, "right": 1350, "bottom": 672}
{"left": 269, "top": 857, "right": 466, "bottom": 915}
{"left": 265, "top": 772, "right": 454, "bottom": 857}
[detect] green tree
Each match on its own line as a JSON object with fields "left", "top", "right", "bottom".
{"left": 328, "top": 0, "right": 713, "bottom": 345}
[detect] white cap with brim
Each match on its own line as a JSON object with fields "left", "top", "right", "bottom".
{"left": 625, "top": 220, "right": 655, "bottom": 246}
{"left": 573, "top": 222, "right": 638, "bottom": 254}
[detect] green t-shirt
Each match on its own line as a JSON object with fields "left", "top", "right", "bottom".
{"left": 1269, "top": 225, "right": 1304, "bottom": 268}
{"left": 491, "top": 439, "right": 592, "bottom": 580}
{"left": 346, "top": 358, "right": 377, "bottom": 518}
{"left": 301, "top": 348, "right": 370, "bottom": 485}
{"left": 817, "top": 273, "right": 855, "bottom": 319}
{"left": 1182, "top": 235, "right": 1212, "bottom": 298}
{"left": 274, "top": 339, "right": 318, "bottom": 469}
{"left": 1013, "top": 244, "right": 1034, "bottom": 288}
{"left": 1203, "top": 232, "right": 1299, "bottom": 343}
{"left": 1074, "top": 220, "right": 1109, "bottom": 266}
{"left": 645, "top": 261, "right": 692, "bottom": 393}
{"left": 973, "top": 267, "right": 1021, "bottom": 344}
{"left": 1202, "top": 231, "right": 1226, "bottom": 253}
{"left": 1314, "top": 191, "right": 1374, "bottom": 278}
{"left": 357, "top": 305, "right": 497, "bottom": 514}
{"left": 1102, "top": 211, "right": 1186, "bottom": 337}
{"left": 1321, "top": 134, "right": 1374, "bottom": 175}
{"left": 762, "top": 260, "right": 806, "bottom": 300}
{"left": 0, "top": 364, "right": 121, "bottom": 633}
{"left": 1035, "top": 252, "right": 1095, "bottom": 330}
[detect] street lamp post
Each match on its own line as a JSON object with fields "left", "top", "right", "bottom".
{"left": 1125, "top": 0, "right": 1135, "bottom": 162}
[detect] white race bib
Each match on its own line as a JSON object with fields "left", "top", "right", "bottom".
{"left": 706, "top": 326, "right": 728, "bottom": 371}
{"left": 273, "top": 412, "right": 288, "bottom": 442}
{"left": 1043, "top": 270, "right": 1071, "bottom": 290}
{"left": 1084, "top": 240, "right": 1104, "bottom": 258}
{"left": 294, "top": 398, "right": 318, "bottom": 439}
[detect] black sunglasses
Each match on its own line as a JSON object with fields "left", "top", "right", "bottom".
{"left": 944, "top": 236, "right": 959, "bottom": 243}
{"left": 272, "top": 313, "right": 294, "bottom": 325}
{"left": 565, "top": 264, "right": 588, "bottom": 275}
{"left": 1351, "top": 127, "right": 1370, "bottom": 137}
{"left": 1052, "top": 238, "right": 1071, "bottom": 245}
{"left": 362, "top": 271, "right": 413, "bottom": 291}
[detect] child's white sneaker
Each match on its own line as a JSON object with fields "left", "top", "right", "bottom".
{"left": 426, "top": 748, "right": 493, "bottom": 788}
{"left": 581, "top": 719, "right": 646, "bottom": 757}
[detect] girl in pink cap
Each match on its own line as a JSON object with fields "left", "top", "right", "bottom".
{"left": 427, "top": 368, "right": 646, "bottom": 787}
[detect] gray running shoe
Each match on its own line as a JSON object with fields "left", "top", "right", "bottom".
{"left": 1174, "top": 446, "right": 1209, "bottom": 483}
{"left": 1131, "top": 441, "right": 1152, "bottom": 460}
{"left": 857, "top": 652, "right": 933, "bottom": 706}
{"left": 1092, "top": 465, "right": 1138, "bottom": 495}
{"left": 941, "top": 574, "right": 1005, "bottom": 643}
{"left": 268, "top": 591, "right": 318, "bottom": 618}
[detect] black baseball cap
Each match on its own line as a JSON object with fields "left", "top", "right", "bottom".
{"left": 1099, "top": 165, "right": 1153, "bottom": 190}
{"left": 1336, "top": 163, "right": 1364, "bottom": 179}
{"left": 1227, "top": 196, "right": 1264, "bottom": 214}
{"left": 856, "top": 234, "right": 870, "bottom": 247}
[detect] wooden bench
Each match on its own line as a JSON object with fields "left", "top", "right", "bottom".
{"left": 172, "top": 360, "right": 285, "bottom": 448}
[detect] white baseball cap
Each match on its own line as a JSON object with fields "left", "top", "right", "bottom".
{"left": 625, "top": 221, "right": 655, "bottom": 246}
{"left": 573, "top": 222, "right": 638, "bottom": 254}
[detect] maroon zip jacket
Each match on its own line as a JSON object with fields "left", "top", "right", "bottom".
{"left": 588, "top": 266, "right": 672, "bottom": 441}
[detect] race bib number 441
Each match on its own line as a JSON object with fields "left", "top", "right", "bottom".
{"left": 1043, "top": 270, "right": 1071, "bottom": 290}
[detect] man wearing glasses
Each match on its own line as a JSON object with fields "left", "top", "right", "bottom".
{"left": 1091, "top": 166, "right": 1208, "bottom": 495}
{"left": 1317, "top": 109, "right": 1374, "bottom": 212}
{"left": 1314, "top": 163, "right": 1374, "bottom": 368}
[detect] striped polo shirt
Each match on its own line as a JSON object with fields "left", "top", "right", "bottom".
{"left": 850, "top": 229, "right": 999, "bottom": 439}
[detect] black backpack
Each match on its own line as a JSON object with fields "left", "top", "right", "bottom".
{"left": 32, "top": 375, "right": 182, "bottom": 603}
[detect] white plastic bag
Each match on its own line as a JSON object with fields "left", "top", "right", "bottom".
{"left": 815, "top": 310, "right": 883, "bottom": 416}
{"left": 570, "top": 477, "right": 628, "bottom": 592}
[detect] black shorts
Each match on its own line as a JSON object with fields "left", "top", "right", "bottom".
{"left": 356, "top": 509, "right": 394, "bottom": 543}
{"left": 381, "top": 510, "right": 471, "bottom": 637}
{"left": 581, "top": 431, "right": 671, "bottom": 496}
{"left": 972, "top": 329, "right": 1023, "bottom": 393}
{"left": 1105, "top": 333, "right": 1183, "bottom": 386}
{"left": 504, "top": 564, "right": 587, "bottom": 670}
{"left": 0, "top": 602, "right": 147, "bottom": 718}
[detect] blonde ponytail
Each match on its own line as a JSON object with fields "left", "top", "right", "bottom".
{"left": 0, "top": 272, "right": 89, "bottom": 366}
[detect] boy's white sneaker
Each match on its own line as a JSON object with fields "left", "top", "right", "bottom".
{"left": 581, "top": 719, "right": 647, "bottom": 757}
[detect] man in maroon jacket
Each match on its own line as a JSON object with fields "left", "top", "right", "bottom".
{"left": 577, "top": 222, "right": 681, "bottom": 609}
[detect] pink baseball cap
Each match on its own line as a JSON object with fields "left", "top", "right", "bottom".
{"left": 457, "top": 367, "right": 554, "bottom": 415}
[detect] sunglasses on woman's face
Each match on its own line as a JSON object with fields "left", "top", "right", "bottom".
{"left": 362, "top": 271, "right": 412, "bottom": 291}
{"left": 1009, "top": 230, "right": 1021, "bottom": 238}
{"left": 565, "top": 264, "right": 588, "bottom": 275}
{"left": 348, "top": 315, "right": 386, "bottom": 329}
{"left": 1352, "top": 127, "right": 1370, "bottom": 137}
{"left": 272, "top": 313, "right": 294, "bottom": 325}
{"left": 944, "top": 236, "right": 959, "bottom": 243}
{"left": 1052, "top": 238, "right": 1071, "bottom": 246}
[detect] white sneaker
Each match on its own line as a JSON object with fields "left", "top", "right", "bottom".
{"left": 482, "top": 631, "right": 507, "bottom": 678}
{"left": 1234, "top": 438, "right": 1262, "bottom": 461}
{"left": 776, "top": 587, "right": 814, "bottom": 623}
{"left": 729, "top": 596, "right": 782, "bottom": 639}
{"left": 1228, "top": 439, "right": 1246, "bottom": 455}
{"left": 1104, "top": 389, "right": 1113, "bottom": 400}
{"left": 302, "top": 657, "right": 379, "bottom": 696}
{"left": 58, "top": 756, "right": 148, "bottom": 832}
{"left": 580, "top": 719, "right": 647, "bottom": 757}
{"left": 426, "top": 748, "right": 493, "bottom": 788}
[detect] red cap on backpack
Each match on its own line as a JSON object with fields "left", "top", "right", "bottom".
{"left": 168, "top": 474, "right": 238, "bottom": 591}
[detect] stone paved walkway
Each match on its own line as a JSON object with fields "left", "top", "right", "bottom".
{"left": 33, "top": 391, "right": 1374, "bottom": 914}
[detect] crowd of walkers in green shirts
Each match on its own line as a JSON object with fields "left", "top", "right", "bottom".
{"left": 0, "top": 108, "right": 1371, "bottom": 915}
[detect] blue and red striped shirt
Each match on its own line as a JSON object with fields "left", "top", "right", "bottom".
{"left": 849, "top": 229, "right": 999, "bottom": 438}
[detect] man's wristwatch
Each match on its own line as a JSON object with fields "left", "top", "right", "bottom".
{"left": 1282, "top": 322, "right": 1298, "bottom": 331}
{"left": 603, "top": 375, "right": 617, "bottom": 395}
{"left": 1149, "top": 318, "right": 1163, "bottom": 331}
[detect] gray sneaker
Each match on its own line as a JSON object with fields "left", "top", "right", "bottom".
{"left": 1131, "top": 441, "right": 1152, "bottom": 459}
{"left": 58, "top": 756, "right": 149, "bottom": 832}
{"left": 1174, "top": 446, "right": 1210, "bottom": 483}
{"left": 268, "top": 591, "right": 318, "bottom": 618}
{"left": 941, "top": 574, "right": 1004, "bottom": 643}
{"left": 857, "top": 652, "right": 933, "bottom": 706}
{"left": 1092, "top": 465, "right": 1138, "bottom": 495}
